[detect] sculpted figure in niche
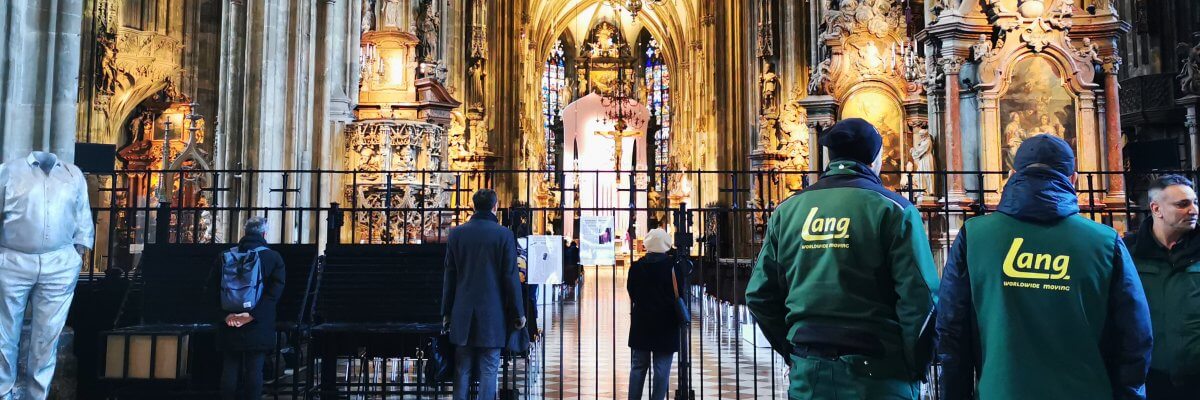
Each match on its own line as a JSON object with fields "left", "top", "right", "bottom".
{"left": 98, "top": 36, "right": 120, "bottom": 94}
{"left": 1179, "top": 34, "right": 1200, "bottom": 95}
{"left": 381, "top": 0, "right": 402, "bottom": 30}
{"left": 469, "top": 60, "right": 486, "bottom": 109}
{"left": 361, "top": 0, "right": 376, "bottom": 33}
{"left": 909, "top": 126, "right": 935, "bottom": 197}
{"left": 418, "top": 0, "right": 439, "bottom": 61}
{"left": 972, "top": 34, "right": 992, "bottom": 61}
{"left": 760, "top": 62, "right": 779, "bottom": 115}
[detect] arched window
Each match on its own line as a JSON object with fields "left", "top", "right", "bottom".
{"left": 542, "top": 40, "right": 567, "bottom": 172}
{"left": 643, "top": 39, "right": 670, "bottom": 188}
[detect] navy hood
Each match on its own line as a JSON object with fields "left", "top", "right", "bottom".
{"left": 997, "top": 163, "right": 1079, "bottom": 223}
{"left": 998, "top": 134, "right": 1079, "bottom": 222}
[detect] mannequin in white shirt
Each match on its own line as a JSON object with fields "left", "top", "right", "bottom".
{"left": 0, "top": 151, "right": 94, "bottom": 400}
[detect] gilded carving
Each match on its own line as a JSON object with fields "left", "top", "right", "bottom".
{"left": 345, "top": 121, "right": 450, "bottom": 242}
{"left": 939, "top": 56, "right": 964, "bottom": 75}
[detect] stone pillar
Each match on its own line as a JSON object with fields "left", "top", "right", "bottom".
{"left": 940, "top": 56, "right": 966, "bottom": 202}
{"left": 1102, "top": 57, "right": 1125, "bottom": 206}
{"left": 0, "top": 0, "right": 85, "bottom": 162}
{"left": 1182, "top": 95, "right": 1200, "bottom": 170}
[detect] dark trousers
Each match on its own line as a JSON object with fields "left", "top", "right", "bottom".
{"left": 1147, "top": 369, "right": 1200, "bottom": 400}
{"left": 221, "top": 351, "right": 265, "bottom": 400}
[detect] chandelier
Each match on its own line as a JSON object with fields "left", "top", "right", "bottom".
{"left": 604, "top": 0, "right": 666, "bottom": 17}
{"left": 600, "top": 65, "right": 646, "bottom": 131}
{"left": 597, "top": 64, "right": 645, "bottom": 180}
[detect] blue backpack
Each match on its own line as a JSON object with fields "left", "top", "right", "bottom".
{"left": 220, "top": 246, "right": 268, "bottom": 312}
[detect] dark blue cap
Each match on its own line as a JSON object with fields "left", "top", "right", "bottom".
{"left": 1014, "top": 134, "right": 1075, "bottom": 175}
{"left": 819, "top": 118, "right": 883, "bottom": 165}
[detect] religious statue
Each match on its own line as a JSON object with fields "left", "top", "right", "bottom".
{"left": 1179, "top": 34, "right": 1200, "bottom": 95}
{"left": 417, "top": 0, "right": 440, "bottom": 62}
{"left": 808, "top": 59, "right": 831, "bottom": 94}
{"left": 1074, "top": 38, "right": 1100, "bottom": 62}
{"left": 469, "top": 60, "right": 486, "bottom": 110}
{"left": 361, "top": 0, "right": 376, "bottom": 33}
{"left": 972, "top": 34, "right": 993, "bottom": 61}
{"left": 759, "top": 115, "right": 780, "bottom": 151}
{"left": 779, "top": 89, "right": 809, "bottom": 136}
{"left": 760, "top": 62, "right": 779, "bottom": 115}
{"left": 909, "top": 125, "right": 935, "bottom": 198}
{"left": 97, "top": 34, "right": 120, "bottom": 95}
{"left": 470, "top": 120, "right": 490, "bottom": 153}
{"left": 381, "top": 0, "right": 402, "bottom": 30}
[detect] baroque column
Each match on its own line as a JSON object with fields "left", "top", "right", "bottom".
{"left": 940, "top": 56, "right": 966, "bottom": 202}
{"left": 0, "top": 0, "right": 85, "bottom": 162}
{"left": 1102, "top": 56, "right": 1125, "bottom": 205}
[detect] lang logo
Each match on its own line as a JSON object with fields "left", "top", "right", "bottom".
{"left": 801, "top": 207, "right": 850, "bottom": 241}
{"left": 1002, "top": 238, "right": 1070, "bottom": 280}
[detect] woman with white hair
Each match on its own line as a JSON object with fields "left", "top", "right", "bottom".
{"left": 626, "top": 219, "right": 684, "bottom": 400}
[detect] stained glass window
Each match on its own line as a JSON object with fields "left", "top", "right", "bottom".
{"left": 542, "top": 40, "right": 567, "bottom": 173}
{"left": 644, "top": 39, "right": 670, "bottom": 189}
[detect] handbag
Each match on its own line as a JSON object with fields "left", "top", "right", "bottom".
{"left": 671, "top": 262, "right": 691, "bottom": 325}
{"left": 423, "top": 334, "right": 455, "bottom": 383}
{"left": 505, "top": 325, "right": 530, "bottom": 355}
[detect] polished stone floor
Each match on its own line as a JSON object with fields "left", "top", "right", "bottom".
{"left": 313, "top": 265, "right": 792, "bottom": 399}
{"left": 520, "top": 266, "right": 790, "bottom": 399}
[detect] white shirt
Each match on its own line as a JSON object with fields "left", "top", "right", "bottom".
{"left": 0, "top": 152, "right": 94, "bottom": 254}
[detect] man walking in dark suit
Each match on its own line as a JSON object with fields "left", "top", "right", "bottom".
{"left": 442, "top": 189, "right": 526, "bottom": 400}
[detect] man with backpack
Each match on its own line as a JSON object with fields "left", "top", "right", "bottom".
{"left": 208, "top": 216, "right": 285, "bottom": 400}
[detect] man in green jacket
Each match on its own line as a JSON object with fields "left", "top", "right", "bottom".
{"left": 1125, "top": 174, "right": 1200, "bottom": 399}
{"left": 936, "top": 134, "right": 1153, "bottom": 400}
{"left": 746, "top": 118, "right": 940, "bottom": 399}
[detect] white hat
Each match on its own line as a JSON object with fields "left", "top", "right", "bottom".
{"left": 644, "top": 228, "right": 674, "bottom": 253}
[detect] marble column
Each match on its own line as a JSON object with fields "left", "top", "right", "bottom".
{"left": 1102, "top": 57, "right": 1125, "bottom": 205}
{"left": 0, "top": 0, "right": 85, "bottom": 162}
{"left": 940, "top": 56, "right": 966, "bottom": 202}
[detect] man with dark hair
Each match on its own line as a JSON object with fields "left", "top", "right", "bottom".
{"left": 442, "top": 189, "right": 524, "bottom": 400}
{"left": 746, "top": 118, "right": 939, "bottom": 399}
{"left": 937, "top": 134, "right": 1152, "bottom": 399}
{"left": 1125, "top": 174, "right": 1200, "bottom": 399}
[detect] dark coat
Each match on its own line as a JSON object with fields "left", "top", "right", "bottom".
{"left": 209, "top": 233, "right": 286, "bottom": 352}
{"left": 1125, "top": 216, "right": 1200, "bottom": 383}
{"left": 627, "top": 252, "right": 684, "bottom": 353}
{"left": 442, "top": 211, "right": 525, "bottom": 348}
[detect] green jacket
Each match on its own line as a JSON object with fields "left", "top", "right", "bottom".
{"left": 745, "top": 161, "right": 939, "bottom": 378}
{"left": 936, "top": 167, "right": 1152, "bottom": 400}
{"left": 1127, "top": 216, "right": 1200, "bottom": 383}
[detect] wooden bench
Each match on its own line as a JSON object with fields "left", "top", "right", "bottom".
{"left": 308, "top": 243, "right": 446, "bottom": 397}
{"left": 100, "top": 243, "right": 318, "bottom": 398}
